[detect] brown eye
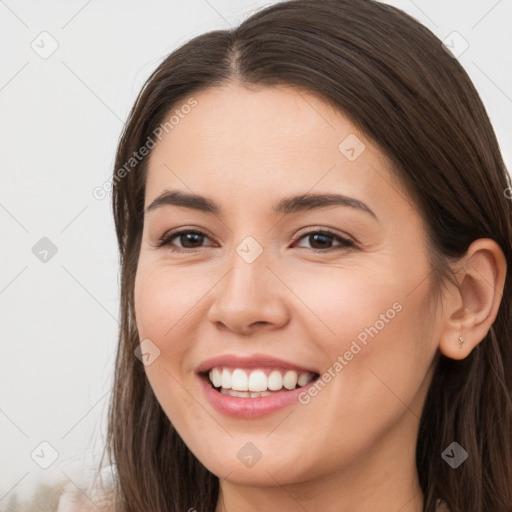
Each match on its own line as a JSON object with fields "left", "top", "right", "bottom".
{"left": 175, "top": 232, "right": 206, "bottom": 248}
{"left": 155, "top": 228, "right": 355, "bottom": 253}
{"left": 156, "top": 230, "right": 213, "bottom": 250}
{"left": 294, "top": 230, "right": 355, "bottom": 251}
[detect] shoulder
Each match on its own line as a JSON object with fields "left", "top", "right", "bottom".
{"left": 435, "top": 499, "right": 451, "bottom": 512}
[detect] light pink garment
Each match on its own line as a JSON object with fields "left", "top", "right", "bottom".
{"left": 56, "top": 482, "right": 114, "bottom": 512}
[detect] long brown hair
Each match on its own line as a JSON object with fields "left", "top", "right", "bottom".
{"left": 99, "top": 1, "right": 512, "bottom": 510}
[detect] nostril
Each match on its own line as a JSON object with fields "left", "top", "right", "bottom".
{"left": 249, "top": 321, "right": 270, "bottom": 327}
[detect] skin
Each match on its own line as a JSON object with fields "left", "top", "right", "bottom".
{"left": 133, "top": 83, "right": 506, "bottom": 512}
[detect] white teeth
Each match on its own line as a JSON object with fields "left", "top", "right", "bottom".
{"left": 229, "top": 390, "right": 248, "bottom": 397}
{"left": 267, "top": 370, "right": 283, "bottom": 390}
{"left": 207, "top": 366, "right": 316, "bottom": 395}
{"left": 220, "top": 389, "right": 273, "bottom": 398}
{"left": 231, "top": 369, "right": 249, "bottom": 391}
{"left": 283, "top": 370, "right": 298, "bottom": 390}
{"left": 221, "top": 368, "right": 232, "bottom": 389}
{"left": 211, "top": 367, "right": 222, "bottom": 388}
{"left": 248, "top": 370, "right": 267, "bottom": 392}
{"left": 251, "top": 391, "right": 272, "bottom": 397}
{"left": 297, "top": 372, "right": 310, "bottom": 387}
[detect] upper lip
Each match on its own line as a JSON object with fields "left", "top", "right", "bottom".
{"left": 196, "top": 353, "right": 320, "bottom": 374}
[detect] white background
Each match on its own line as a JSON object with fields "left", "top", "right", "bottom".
{"left": 1, "top": 0, "right": 511, "bottom": 504}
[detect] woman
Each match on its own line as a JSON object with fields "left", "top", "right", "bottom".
{"left": 96, "top": 1, "right": 512, "bottom": 510}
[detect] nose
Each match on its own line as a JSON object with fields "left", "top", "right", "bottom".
{"left": 207, "top": 247, "right": 291, "bottom": 335}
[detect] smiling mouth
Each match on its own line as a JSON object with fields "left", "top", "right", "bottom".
{"left": 201, "top": 366, "right": 321, "bottom": 398}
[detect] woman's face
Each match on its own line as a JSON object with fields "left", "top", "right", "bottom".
{"left": 134, "top": 84, "right": 442, "bottom": 487}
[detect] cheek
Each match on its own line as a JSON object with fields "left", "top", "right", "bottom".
{"left": 292, "top": 263, "right": 436, "bottom": 411}
{"left": 134, "top": 263, "right": 206, "bottom": 347}
{"left": 134, "top": 265, "right": 209, "bottom": 436}
{"left": 283, "top": 263, "right": 402, "bottom": 350}
{"left": 325, "top": 281, "right": 436, "bottom": 431}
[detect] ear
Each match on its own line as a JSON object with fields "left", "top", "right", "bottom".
{"left": 438, "top": 238, "right": 507, "bottom": 360}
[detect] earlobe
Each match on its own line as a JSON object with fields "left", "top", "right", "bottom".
{"left": 439, "top": 312, "right": 478, "bottom": 361}
{"left": 438, "top": 238, "right": 507, "bottom": 360}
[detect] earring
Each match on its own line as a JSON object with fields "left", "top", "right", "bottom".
{"left": 458, "top": 334, "right": 464, "bottom": 350}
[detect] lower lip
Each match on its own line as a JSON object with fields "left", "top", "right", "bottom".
{"left": 197, "top": 373, "right": 318, "bottom": 419}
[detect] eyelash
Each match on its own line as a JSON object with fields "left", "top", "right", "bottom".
{"left": 155, "top": 228, "right": 356, "bottom": 253}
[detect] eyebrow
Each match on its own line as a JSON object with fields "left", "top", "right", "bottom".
{"left": 145, "top": 189, "right": 378, "bottom": 220}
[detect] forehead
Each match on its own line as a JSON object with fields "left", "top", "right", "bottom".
{"left": 150, "top": 83, "right": 357, "bottom": 161}
{"left": 144, "top": 83, "right": 404, "bottom": 216}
